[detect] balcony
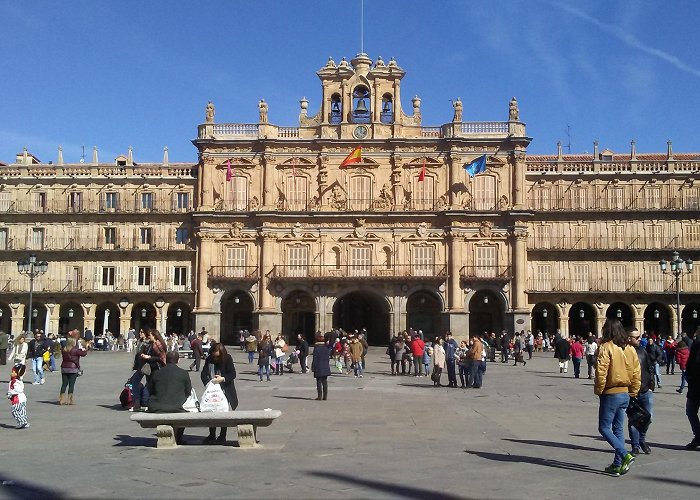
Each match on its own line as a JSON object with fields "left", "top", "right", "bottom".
{"left": 1, "top": 237, "right": 194, "bottom": 252}
{"left": 0, "top": 278, "right": 193, "bottom": 294}
{"left": 460, "top": 266, "right": 512, "bottom": 282}
{"left": 1, "top": 198, "right": 194, "bottom": 214}
{"left": 527, "top": 236, "right": 682, "bottom": 252}
{"left": 208, "top": 266, "right": 259, "bottom": 283}
{"left": 526, "top": 277, "right": 696, "bottom": 294}
{"left": 268, "top": 264, "right": 447, "bottom": 282}
{"left": 528, "top": 196, "right": 699, "bottom": 212}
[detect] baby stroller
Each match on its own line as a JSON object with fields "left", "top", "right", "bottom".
{"left": 285, "top": 350, "right": 299, "bottom": 373}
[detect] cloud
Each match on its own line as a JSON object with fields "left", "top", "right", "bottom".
{"left": 542, "top": 0, "right": 700, "bottom": 79}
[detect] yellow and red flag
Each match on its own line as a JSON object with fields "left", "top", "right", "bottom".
{"left": 339, "top": 146, "right": 362, "bottom": 168}
{"left": 418, "top": 158, "right": 427, "bottom": 182}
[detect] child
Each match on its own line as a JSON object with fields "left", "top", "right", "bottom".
{"left": 8, "top": 364, "right": 30, "bottom": 429}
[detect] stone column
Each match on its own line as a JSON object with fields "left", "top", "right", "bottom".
{"left": 48, "top": 303, "right": 60, "bottom": 336}
{"left": 556, "top": 302, "right": 571, "bottom": 337}
{"left": 200, "top": 155, "right": 216, "bottom": 210}
{"left": 632, "top": 304, "right": 645, "bottom": 334}
{"left": 262, "top": 154, "right": 277, "bottom": 209}
{"left": 512, "top": 150, "right": 526, "bottom": 210}
{"left": 11, "top": 304, "right": 24, "bottom": 336}
{"left": 256, "top": 231, "right": 281, "bottom": 333}
{"left": 119, "top": 304, "right": 133, "bottom": 337}
{"left": 82, "top": 302, "right": 96, "bottom": 334}
{"left": 512, "top": 226, "right": 529, "bottom": 312}
{"left": 444, "top": 232, "right": 467, "bottom": 335}
{"left": 448, "top": 154, "right": 460, "bottom": 208}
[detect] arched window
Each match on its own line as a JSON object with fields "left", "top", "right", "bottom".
{"left": 330, "top": 93, "right": 342, "bottom": 124}
{"left": 473, "top": 175, "right": 496, "bottom": 210}
{"left": 352, "top": 85, "right": 370, "bottom": 124}
{"left": 286, "top": 175, "right": 308, "bottom": 211}
{"left": 331, "top": 246, "right": 341, "bottom": 269}
{"left": 381, "top": 93, "right": 393, "bottom": 124}
{"left": 382, "top": 246, "right": 392, "bottom": 270}
{"left": 349, "top": 175, "right": 372, "bottom": 210}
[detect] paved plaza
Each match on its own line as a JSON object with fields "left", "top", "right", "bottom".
{"left": 1, "top": 347, "right": 698, "bottom": 499}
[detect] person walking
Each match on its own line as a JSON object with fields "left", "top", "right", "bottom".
{"left": 391, "top": 335, "right": 405, "bottom": 376}
{"left": 595, "top": 319, "right": 641, "bottom": 476}
{"left": 9, "top": 335, "right": 28, "bottom": 368}
{"left": 525, "top": 331, "right": 534, "bottom": 360}
{"left": 423, "top": 342, "right": 433, "bottom": 378}
{"left": 512, "top": 333, "right": 526, "bottom": 366}
{"left": 258, "top": 333, "right": 273, "bottom": 381}
{"left": 684, "top": 328, "right": 700, "bottom": 450}
{"left": 469, "top": 333, "right": 484, "bottom": 388}
{"left": 349, "top": 335, "right": 363, "bottom": 378}
{"left": 585, "top": 335, "right": 598, "bottom": 379}
{"left": 570, "top": 337, "right": 584, "bottom": 378}
{"left": 627, "top": 327, "right": 656, "bottom": 455}
{"left": 8, "top": 363, "right": 29, "bottom": 429}
{"left": 432, "top": 337, "right": 445, "bottom": 387}
{"left": 311, "top": 333, "right": 331, "bottom": 400}
{"left": 663, "top": 336, "right": 677, "bottom": 375}
{"left": 245, "top": 333, "right": 258, "bottom": 365}
{"left": 273, "top": 334, "right": 287, "bottom": 376}
{"left": 27, "top": 331, "right": 50, "bottom": 385}
{"left": 0, "top": 330, "right": 9, "bottom": 366}
{"left": 201, "top": 342, "right": 238, "bottom": 444}
{"left": 444, "top": 332, "right": 458, "bottom": 388}
{"left": 59, "top": 336, "right": 88, "bottom": 405}
{"left": 189, "top": 333, "right": 204, "bottom": 372}
{"left": 675, "top": 341, "right": 690, "bottom": 393}
{"left": 148, "top": 351, "right": 192, "bottom": 445}
{"left": 411, "top": 333, "right": 425, "bottom": 377}
{"left": 554, "top": 334, "right": 571, "bottom": 374}
{"left": 296, "top": 333, "right": 309, "bottom": 374}
{"left": 646, "top": 337, "right": 664, "bottom": 388}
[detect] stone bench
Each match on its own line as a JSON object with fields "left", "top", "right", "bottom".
{"left": 130, "top": 410, "right": 282, "bottom": 449}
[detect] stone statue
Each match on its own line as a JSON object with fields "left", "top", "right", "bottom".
{"left": 509, "top": 97, "right": 519, "bottom": 121}
{"left": 259, "top": 99, "right": 268, "bottom": 124}
{"left": 330, "top": 185, "right": 346, "bottom": 210}
{"left": 205, "top": 101, "right": 215, "bottom": 123}
{"left": 379, "top": 183, "right": 393, "bottom": 206}
{"left": 453, "top": 98, "right": 463, "bottom": 122}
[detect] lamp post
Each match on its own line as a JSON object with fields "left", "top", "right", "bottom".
{"left": 659, "top": 251, "right": 693, "bottom": 336}
{"left": 17, "top": 254, "right": 49, "bottom": 334}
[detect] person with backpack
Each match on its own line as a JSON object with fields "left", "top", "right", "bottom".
{"left": 626, "top": 327, "right": 656, "bottom": 456}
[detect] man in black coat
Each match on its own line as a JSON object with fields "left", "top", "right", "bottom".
{"left": 148, "top": 351, "right": 192, "bottom": 444}
{"left": 554, "top": 334, "right": 571, "bottom": 374}
{"left": 627, "top": 328, "right": 656, "bottom": 455}
{"left": 189, "top": 333, "right": 204, "bottom": 372}
{"left": 296, "top": 334, "right": 309, "bottom": 373}
{"left": 685, "top": 328, "right": 700, "bottom": 450}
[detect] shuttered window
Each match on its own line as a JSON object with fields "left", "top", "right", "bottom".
{"left": 412, "top": 245, "right": 435, "bottom": 276}
{"left": 287, "top": 246, "right": 309, "bottom": 277}
{"left": 475, "top": 246, "right": 497, "bottom": 278}
{"left": 350, "top": 246, "right": 371, "bottom": 276}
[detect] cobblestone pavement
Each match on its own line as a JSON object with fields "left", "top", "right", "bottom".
{"left": 1, "top": 348, "right": 697, "bottom": 499}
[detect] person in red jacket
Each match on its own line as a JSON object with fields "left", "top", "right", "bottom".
{"left": 676, "top": 341, "right": 690, "bottom": 393}
{"left": 664, "top": 336, "right": 677, "bottom": 375}
{"left": 570, "top": 337, "right": 585, "bottom": 379}
{"left": 410, "top": 334, "right": 426, "bottom": 377}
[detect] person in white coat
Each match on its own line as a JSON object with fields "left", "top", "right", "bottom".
{"left": 433, "top": 337, "right": 446, "bottom": 387}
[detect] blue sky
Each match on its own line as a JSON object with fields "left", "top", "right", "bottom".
{"left": 1, "top": 0, "right": 699, "bottom": 163}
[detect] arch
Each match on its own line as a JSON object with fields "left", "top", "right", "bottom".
{"left": 131, "top": 302, "right": 157, "bottom": 333}
{"left": 381, "top": 245, "right": 392, "bottom": 269}
{"left": 605, "top": 302, "right": 634, "bottom": 328}
{"left": 24, "top": 301, "right": 47, "bottom": 333}
{"left": 568, "top": 302, "right": 597, "bottom": 337}
{"left": 380, "top": 93, "right": 393, "bottom": 123}
{"left": 643, "top": 303, "right": 671, "bottom": 337}
{"left": 166, "top": 301, "right": 192, "bottom": 337}
{"left": 59, "top": 301, "right": 85, "bottom": 335}
{"left": 95, "top": 302, "right": 119, "bottom": 337}
{"left": 468, "top": 290, "right": 505, "bottom": 336}
{"left": 682, "top": 302, "right": 700, "bottom": 337}
{"left": 220, "top": 291, "right": 254, "bottom": 345}
{"left": 352, "top": 84, "right": 371, "bottom": 123}
{"left": 406, "top": 291, "right": 442, "bottom": 340}
{"left": 531, "top": 302, "right": 559, "bottom": 336}
{"left": 0, "top": 301, "right": 11, "bottom": 335}
{"left": 330, "top": 93, "right": 342, "bottom": 124}
{"left": 332, "top": 290, "right": 390, "bottom": 345}
{"left": 281, "top": 290, "right": 316, "bottom": 344}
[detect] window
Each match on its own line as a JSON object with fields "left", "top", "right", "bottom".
{"left": 473, "top": 176, "right": 496, "bottom": 210}
{"left": 226, "top": 247, "right": 247, "bottom": 277}
{"left": 533, "top": 187, "right": 550, "bottom": 210}
{"left": 102, "top": 266, "right": 115, "bottom": 286}
{"left": 647, "top": 225, "right": 661, "bottom": 246}
{"left": 32, "top": 228, "right": 45, "bottom": 249}
{"left": 141, "top": 193, "right": 153, "bottom": 211}
{"left": 610, "top": 264, "right": 626, "bottom": 291}
{"left": 573, "top": 224, "right": 588, "bottom": 249}
{"left": 572, "top": 187, "right": 587, "bottom": 210}
{"left": 647, "top": 263, "right": 664, "bottom": 292}
{"left": 349, "top": 175, "right": 372, "bottom": 210}
{"left": 174, "top": 267, "right": 187, "bottom": 286}
{"left": 286, "top": 175, "right": 308, "bottom": 211}
{"left": 412, "top": 246, "right": 435, "bottom": 276}
{"left": 684, "top": 187, "right": 700, "bottom": 209}
{"left": 138, "top": 267, "right": 151, "bottom": 286}
{"left": 287, "top": 246, "right": 309, "bottom": 277}
{"left": 685, "top": 224, "right": 700, "bottom": 247}
{"left": 475, "top": 246, "right": 498, "bottom": 277}
{"left": 105, "top": 192, "right": 118, "bottom": 210}
{"left": 644, "top": 187, "right": 661, "bottom": 209}
{"left": 35, "top": 192, "right": 47, "bottom": 212}
{"left": 535, "top": 264, "right": 552, "bottom": 290}
{"left": 0, "top": 191, "right": 10, "bottom": 211}
{"left": 610, "top": 225, "right": 624, "bottom": 249}
{"left": 414, "top": 176, "right": 435, "bottom": 210}
{"left": 140, "top": 228, "right": 153, "bottom": 246}
{"left": 0, "top": 228, "right": 8, "bottom": 250}
{"left": 104, "top": 227, "right": 117, "bottom": 246}
{"left": 68, "top": 192, "right": 82, "bottom": 212}
{"left": 175, "top": 228, "right": 188, "bottom": 245}
{"left": 572, "top": 264, "right": 589, "bottom": 291}
{"left": 607, "top": 188, "right": 624, "bottom": 209}
{"left": 350, "top": 246, "right": 371, "bottom": 277}
{"left": 534, "top": 225, "right": 551, "bottom": 249}
{"left": 229, "top": 176, "right": 248, "bottom": 211}
{"left": 176, "top": 192, "right": 189, "bottom": 211}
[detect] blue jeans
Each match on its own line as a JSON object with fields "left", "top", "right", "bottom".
{"left": 679, "top": 370, "right": 688, "bottom": 391}
{"left": 49, "top": 354, "right": 56, "bottom": 372}
{"left": 628, "top": 391, "right": 653, "bottom": 448}
{"left": 423, "top": 362, "right": 431, "bottom": 377}
{"left": 354, "top": 361, "right": 363, "bottom": 377}
{"left": 258, "top": 365, "right": 270, "bottom": 380}
{"left": 32, "top": 357, "right": 44, "bottom": 383}
{"left": 129, "top": 370, "right": 149, "bottom": 407}
{"left": 247, "top": 351, "right": 255, "bottom": 363}
{"left": 654, "top": 363, "right": 662, "bottom": 386}
{"left": 687, "top": 398, "right": 700, "bottom": 439}
{"left": 470, "top": 361, "right": 482, "bottom": 387}
{"left": 598, "top": 392, "right": 630, "bottom": 466}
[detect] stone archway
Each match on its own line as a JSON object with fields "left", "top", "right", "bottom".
{"left": 131, "top": 302, "right": 157, "bottom": 333}
{"left": 644, "top": 303, "right": 671, "bottom": 337}
{"left": 406, "top": 291, "right": 442, "bottom": 340}
{"left": 333, "top": 291, "right": 390, "bottom": 345}
{"left": 606, "top": 302, "right": 634, "bottom": 328}
{"left": 468, "top": 290, "right": 505, "bottom": 336}
{"left": 281, "top": 291, "right": 316, "bottom": 345}
{"left": 682, "top": 303, "right": 700, "bottom": 337}
{"left": 569, "top": 302, "right": 597, "bottom": 337}
{"left": 59, "top": 301, "right": 85, "bottom": 335}
{"left": 531, "top": 302, "right": 559, "bottom": 336}
{"left": 25, "top": 301, "right": 47, "bottom": 333}
{"left": 220, "top": 291, "right": 254, "bottom": 345}
{"left": 166, "top": 302, "right": 192, "bottom": 337}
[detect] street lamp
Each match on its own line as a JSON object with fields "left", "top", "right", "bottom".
{"left": 68, "top": 308, "right": 74, "bottom": 318}
{"left": 616, "top": 309, "right": 622, "bottom": 319}
{"left": 579, "top": 309, "right": 585, "bottom": 319}
{"left": 660, "top": 251, "right": 693, "bottom": 335}
{"left": 176, "top": 308, "right": 182, "bottom": 317}
{"left": 17, "top": 254, "right": 48, "bottom": 334}
{"left": 542, "top": 309, "right": 548, "bottom": 318}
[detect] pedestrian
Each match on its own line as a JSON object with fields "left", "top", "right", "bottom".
{"left": 239, "top": 330, "right": 245, "bottom": 351}
{"left": 0, "top": 330, "right": 8, "bottom": 366}
{"left": 469, "top": 333, "right": 484, "bottom": 388}
{"left": 554, "top": 333, "right": 571, "bottom": 374}
{"left": 147, "top": 351, "right": 192, "bottom": 445}
{"left": 525, "top": 331, "right": 534, "bottom": 360}
{"left": 646, "top": 337, "right": 664, "bottom": 389}
{"left": 391, "top": 335, "right": 404, "bottom": 376}
{"left": 595, "top": 319, "right": 640, "bottom": 476}
{"left": 488, "top": 332, "right": 497, "bottom": 362}
{"left": 513, "top": 333, "right": 526, "bottom": 366}
{"left": 246, "top": 333, "right": 258, "bottom": 365}
{"left": 59, "top": 335, "right": 88, "bottom": 405}
{"left": 457, "top": 340, "right": 470, "bottom": 387}
{"left": 8, "top": 363, "right": 29, "bottom": 429}
{"left": 411, "top": 333, "right": 425, "bottom": 377}
{"left": 258, "top": 333, "right": 273, "bottom": 382}
{"left": 201, "top": 342, "right": 238, "bottom": 444}
{"left": 675, "top": 341, "right": 689, "bottom": 393}
{"left": 128, "top": 330, "right": 150, "bottom": 412}
{"left": 627, "top": 327, "right": 656, "bottom": 455}
{"left": 350, "top": 335, "right": 363, "bottom": 377}
{"left": 444, "top": 332, "right": 458, "bottom": 388}
{"left": 273, "top": 334, "right": 287, "bottom": 375}
{"left": 423, "top": 342, "right": 433, "bottom": 378}
{"left": 500, "top": 332, "right": 509, "bottom": 363}
{"left": 570, "top": 336, "right": 584, "bottom": 378}
{"left": 359, "top": 330, "right": 368, "bottom": 369}
{"left": 311, "top": 333, "right": 331, "bottom": 400}
{"left": 189, "top": 333, "right": 204, "bottom": 372}
{"left": 585, "top": 335, "right": 598, "bottom": 379}
{"left": 432, "top": 337, "right": 445, "bottom": 387}
{"left": 27, "top": 331, "right": 50, "bottom": 385}
{"left": 663, "top": 336, "right": 677, "bottom": 375}
{"left": 10, "top": 334, "right": 28, "bottom": 370}
{"left": 684, "top": 328, "right": 700, "bottom": 450}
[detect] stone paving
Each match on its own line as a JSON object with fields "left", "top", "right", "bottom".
{"left": 1, "top": 348, "right": 698, "bottom": 499}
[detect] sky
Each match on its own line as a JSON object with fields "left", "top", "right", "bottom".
{"left": 1, "top": 0, "right": 700, "bottom": 164}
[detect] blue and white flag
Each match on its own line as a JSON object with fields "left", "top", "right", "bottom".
{"left": 464, "top": 155, "right": 487, "bottom": 177}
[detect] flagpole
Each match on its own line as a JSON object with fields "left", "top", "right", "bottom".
{"left": 360, "top": 0, "right": 364, "bottom": 54}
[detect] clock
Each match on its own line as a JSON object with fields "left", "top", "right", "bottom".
{"left": 353, "top": 125, "right": 369, "bottom": 140}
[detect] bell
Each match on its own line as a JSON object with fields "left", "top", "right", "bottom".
{"left": 382, "top": 101, "right": 391, "bottom": 113}
{"left": 332, "top": 101, "right": 341, "bottom": 112}
{"left": 355, "top": 98, "right": 368, "bottom": 114}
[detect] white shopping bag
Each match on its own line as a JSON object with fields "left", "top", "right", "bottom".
{"left": 182, "top": 388, "right": 200, "bottom": 412}
{"left": 199, "top": 381, "right": 229, "bottom": 412}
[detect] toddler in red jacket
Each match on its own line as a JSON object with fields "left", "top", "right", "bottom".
{"left": 7, "top": 363, "right": 29, "bottom": 429}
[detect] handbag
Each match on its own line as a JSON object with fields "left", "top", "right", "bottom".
{"left": 200, "top": 381, "right": 229, "bottom": 412}
{"left": 140, "top": 363, "right": 151, "bottom": 376}
{"left": 183, "top": 388, "right": 200, "bottom": 412}
{"left": 626, "top": 396, "right": 651, "bottom": 431}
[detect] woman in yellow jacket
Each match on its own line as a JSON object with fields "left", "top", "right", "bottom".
{"left": 595, "top": 319, "right": 641, "bottom": 476}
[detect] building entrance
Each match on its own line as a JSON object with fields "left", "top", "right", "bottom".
{"left": 333, "top": 292, "right": 390, "bottom": 345}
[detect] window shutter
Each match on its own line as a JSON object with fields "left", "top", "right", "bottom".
{"left": 132, "top": 266, "right": 138, "bottom": 287}
{"left": 115, "top": 266, "right": 121, "bottom": 290}
{"left": 151, "top": 265, "right": 158, "bottom": 290}
{"left": 94, "top": 265, "right": 101, "bottom": 290}
{"left": 169, "top": 266, "right": 174, "bottom": 290}
{"left": 133, "top": 227, "right": 139, "bottom": 248}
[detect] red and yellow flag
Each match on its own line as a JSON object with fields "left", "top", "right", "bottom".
{"left": 418, "top": 158, "right": 427, "bottom": 182}
{"left": 339, "top": 146, "right": 362, "bottom": 168}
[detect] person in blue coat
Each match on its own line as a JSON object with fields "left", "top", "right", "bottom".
{"left": 311, "top": 333, "right": 331, "bottom": 400}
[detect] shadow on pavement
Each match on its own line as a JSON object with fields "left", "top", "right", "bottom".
{"left": 0, "top": 475, "right": 65, "bottom": 499}
{"left": 640, "top": 476, "right": 700, "bottom": 488}
{"left": 308, "top": 471, "right": 469, "bottom": 499}
{"left": 97, "top": 404, "right": 126, "bottom": 411}
{"left": 35, "top": 400, "right": 60, "bottom": 406}
{"left": 397, "top": 383, "right": 436, "bottom": 389}
{"left": 273, "top": 395, "right": 316, "bottom": 401}
{"left": 502, "top": 438, "right": 608, "bottom": 454}
{"left": 113, "top": 434, "right": 155, "bottom": 447}
{"left": 464, "top": 449, "right": 607, "bottom": 475}
{"left": 570, "top": 433, "right": 690, "bottom": 452}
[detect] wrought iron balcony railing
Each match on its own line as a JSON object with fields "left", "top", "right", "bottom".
{"left": 268, "top": 264, "right": 447, "bottom": 281}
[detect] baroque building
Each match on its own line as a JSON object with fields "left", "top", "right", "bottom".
{"left": 1, "top": 53, "right": 698, "bottom": 344}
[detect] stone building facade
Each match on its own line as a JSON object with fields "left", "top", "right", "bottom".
{"left": 1, "top": 53, "right": 698, "bottom": 344}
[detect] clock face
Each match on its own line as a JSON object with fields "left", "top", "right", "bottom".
{"left": 353, "top": 125, "right": 368, "bottom": 139}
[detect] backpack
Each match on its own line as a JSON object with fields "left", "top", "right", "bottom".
{"left": 119, "top": 382, "right": 134, "bottom": 408}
